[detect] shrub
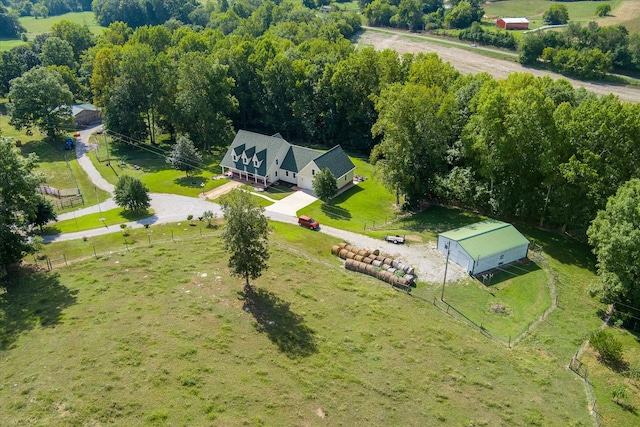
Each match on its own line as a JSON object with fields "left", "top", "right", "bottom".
{"left": 590, "top": 329, "right": 623, "bottom": 365}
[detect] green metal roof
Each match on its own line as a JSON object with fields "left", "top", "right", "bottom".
{"left": 440, "top": 220, "right": 529, "bottom": 260}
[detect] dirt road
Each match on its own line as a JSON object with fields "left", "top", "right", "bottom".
{"left": 356, "top": 29, "right": 640, "bottom": 104}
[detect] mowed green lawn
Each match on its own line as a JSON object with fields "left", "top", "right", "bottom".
{"left": 1, "top": 222, "right": 596, "bottom": 426}
{"left": 42, "top": 207, "right": 153, "bottom": 235}
{"left": 89, "top": 135, "right": 230, "bottom": 197}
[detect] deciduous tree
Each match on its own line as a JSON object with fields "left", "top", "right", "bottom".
{"left": 0, "top": 137, "right": 46, "bottom": 280}
{"left": 114, "top": 175, "right": 151, "bottom": 213}
{"left": 588, "top": 179, "right": 640, "bottom": 308}
{"left": 312, "top": 168, "right": 338, "bottom": 202}
{"left": 221, "top": 189, "right": 270, "bottom": 292}
{"left": 8, "top": 66, "right": 74, "bottom": 140}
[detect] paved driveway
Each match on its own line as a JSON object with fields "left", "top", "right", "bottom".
{"left": 265, "top": 190, "right": 318, "bottom": 217}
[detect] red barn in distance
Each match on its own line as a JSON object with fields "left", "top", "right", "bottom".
{"left": 496, "top": 18, "right": 530, "bottom": 30}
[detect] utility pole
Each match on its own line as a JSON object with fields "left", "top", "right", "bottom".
{"left": 441, "top": 243, "right": 451, "bottom": 301}
{"left": 103, "top": 128, "right": 110, "bottom": 164}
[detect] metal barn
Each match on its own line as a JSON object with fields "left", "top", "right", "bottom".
{"left": 437, "top": 220, "right": 530, "bottom": 275}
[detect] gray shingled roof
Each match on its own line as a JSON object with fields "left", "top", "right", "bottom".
{"left": 221, "top": 130, "right": 355, "bottom": 179}
{"left": 281, "top": 145, "right": 321, "bottom": 173}
{"left": 315, "top": 145, "right": 355, "bottom": 178}
{"left": 220, "top": 130, "right": 289, "bottom": 177}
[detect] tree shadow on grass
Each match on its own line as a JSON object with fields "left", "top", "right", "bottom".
{"left": 0, "top": 265, "right": 78, "bottom": 350}
{"left": 240, "top": 287, "right": 317, "bottom": 358}
{"left": 320, "top": 203, "right": 352, "bottom": 220}
{"left": 174, "top": 176, "right": 208, "bottom": 188}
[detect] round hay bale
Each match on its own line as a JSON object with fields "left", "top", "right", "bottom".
{"left": 383, "top": 257, "right": 393, "bottom": 266}
{"left": 331, "top": 245, "right": 340, "bottom": 255}
{"left": 376, "top": 270, "right": 387, "bottom": 280}
{"left": 372, "top": 260, "right": 382, "bottom": 267}
{"left": 339, "top": 249, "right": 349, "bottom": 259}
{"left": 345, "top": 258, "right": 356, "bottom": 271}
{"left": 406, "top": 267, "right": 415, "bottom": 275}
{"left": 363, "top": 256, "right": 374, "bottom": 264}
{"left": 338, "top": 242, "right": 348, "bottom": 249}
{"left": 345, "top": 244, "right": 354, "bottom": 252}
{"left": 346, "top": 251, "right": 356, "bottom": 260}
{"left": 376, "top": 254, "right": 386, "bottom": 262}
{"left": 354, "top": 255, "right": 364, "bottom": 262}
{"left": 391, "top": 259, "right": 400, "bottom": 269}
{"left": 365, "top": 264, "right": 376, "bottom": 275}
{"left": 371, "top": 249, "right": 380, "bottom": 256}
{"left": 357, "top": 261, "right": 368, "bottom": 273}
{"left": 388, "top": 267, "right": 397, "bottom": 274}
{"left": 397, "top": 262, "right": 405, "bottom": 271}
{"left": 404, "top": 274, "right": 415, "bottom": 282}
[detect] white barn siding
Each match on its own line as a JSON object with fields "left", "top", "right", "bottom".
{"left": 437, "top": 237, "right": 474, "bottom": 273}
{"left": 472, "top": 244, "right": 529, "bottom": 275}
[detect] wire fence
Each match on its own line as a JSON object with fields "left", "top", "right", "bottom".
{"left": 569, "top": 353, "right": 601, "bottom": 427}
{"left": 34, "top": 224, "right": 223, "bottom": 270}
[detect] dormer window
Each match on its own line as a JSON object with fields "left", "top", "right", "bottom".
{"left": 232, "top": 153, "right": 238, "bottom": 162}
{"left": 242, "top": 152, "right": 249, "bottom": 165}
{"left": 312, "top": 169, "right": 315, "bottom": 176}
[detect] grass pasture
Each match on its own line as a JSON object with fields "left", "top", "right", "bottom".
{"left": 1, "top": 222, "right": 597, "bottom": 426}
{"left": 483, "top": 0, "right": 627, "bottom": 29}
{"left": 0, "top": 12, "right": 105, "bottom": 52}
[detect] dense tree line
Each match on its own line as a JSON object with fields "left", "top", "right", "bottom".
{"left": 361, "top": 0, "right": 483, "bottom": 31}
{"left": 7, "top": 0, "right": 92, "bottom": 18}
{"left": 520, "top": 21, "right": 640, "bottom": 78}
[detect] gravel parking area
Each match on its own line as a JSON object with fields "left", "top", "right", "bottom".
{"left": 320, "top": 225, "right": 468, "bottom": 284}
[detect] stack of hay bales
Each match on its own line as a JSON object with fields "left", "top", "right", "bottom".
{"left": 333, "top": 242, "right": 416, "bottom": 291}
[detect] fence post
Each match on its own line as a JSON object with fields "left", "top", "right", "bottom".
{"left": 148, "top": 234, "right": 151, "bottom": 245}
{"left": 125, "top": 241, "right": 129, "bottom": 252}
{"left": 508, "top": 336, "right": 511, "bottom": 348}
{"left": 171, "top": 230, "right": 174, "bottom": 242}
{"left": 93, "top": 245, "right": 97, "bottom": 258}
{"left": 200, "top": 227, "right": 203, "bottom": 238}
{"left": 63, "top": 254, "right": 67, "bottom": 266}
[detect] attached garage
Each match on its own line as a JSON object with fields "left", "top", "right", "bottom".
{"left": 437, "top": 220, "right": 530, "bottom": 275}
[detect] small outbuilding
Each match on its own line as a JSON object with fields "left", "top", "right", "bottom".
{"left": 72, "top": 103, "right": 101, "bottom": 127}
{"left": 496, "top": 18, "right": 529, "bottom": 30}
{"left": 437, "top": 220, "right": 530, "bottom": 275}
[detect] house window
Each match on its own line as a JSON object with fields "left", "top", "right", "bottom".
{"left": 232, "top": 153, "right": 238, "bottom": 162}
{"left": 275, "top": 171, "right": 278, "bottom": 177}
{"left": 276, "top": 159, "right": 279, "bottom": 165}
{"left": 345, "top": 176, "right": 347, "bottom": 181}
{"left": 312, "top": 169, "right": 315, "bottom": 176}
{"left": 286, "top": 171, "right": 289, "bottom": 177}
{"left": 293, "top": 173, "right": 296, "bottom": 178}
